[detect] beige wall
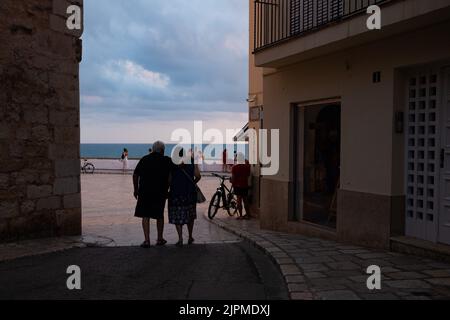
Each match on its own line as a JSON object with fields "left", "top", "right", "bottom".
{"left": 256, "top": 18, "right": 450, "bottom": 247}
{"left": 249, "top": 0, "right": 263, "bottom": 108}
{"left": 262, "top": 20, "right": 450, "bottom": 196}
{"left": 248, "top": 0, "right": 264, "bottom": 214}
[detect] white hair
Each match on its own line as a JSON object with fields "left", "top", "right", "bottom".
{"left": 236, "top": 152, "right": 245, "bottom": 164}
{"left": 152, "top": 141, "right": 165, "bottom": 154}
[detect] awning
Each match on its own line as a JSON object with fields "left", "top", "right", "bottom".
{"left": 234, "top": 123, "right": 249, "bottom": 142}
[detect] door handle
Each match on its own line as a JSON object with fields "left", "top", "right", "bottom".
{"left": 442, "top": 149, "right": 445, "bottom": 169}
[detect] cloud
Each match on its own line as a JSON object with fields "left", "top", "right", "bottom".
{"left": 81, "top": 95, "right": 104, "bottom": 105}
{"left": 101, "top": 60, "right": 170, "bottom": 89}
{"left": 81, "top": 112, "right": 249, "bottom": 144}
{"left": 80, "top": 0, "right": 249, "bottom": 143}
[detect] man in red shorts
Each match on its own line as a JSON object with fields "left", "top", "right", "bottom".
{"left": 231, "top": 153, "right": 251, "bottom": 220}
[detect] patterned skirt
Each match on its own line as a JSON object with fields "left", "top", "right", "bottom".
{"left": 168, "top": 194, "right": 197, "bottom": 225}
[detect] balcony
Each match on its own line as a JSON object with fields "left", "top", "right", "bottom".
{"left": 254, "top": 0, "right": 391, "bottom": 52}
{"left": 253, "top": 0, "right": 450, "bottom": 67}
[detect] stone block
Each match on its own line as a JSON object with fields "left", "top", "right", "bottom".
{"left": 39, "top": 172, "right": 53, "bottom": 184}
{"left": 423, "top": 269, "right": 450, "bottom": 278}
{"left": 0, "top": 221, "right": 9, "bottom": 241}
{"left": 53, "top": 177, "right": 79, "bottom": 195}
{"left": 0, "top": 201, "right": 19, "bottom": 219}
{"left": 0, "top": 187, "right": 21, "bottom": 200}
{"left": 0, "top": 174, "right": 9, "bottom": 189}
{"left": 280, "top": 264, "right": 302, "bottom": 276}
{"left": 8, "top": 142, "right": 25, "bottom": 159}
{"left": 49, "top": 32, "right": 75, "bottom": 57}
{"left": 54, "top": 126, "right": 80, "bottom": 144}
{"left": 27, "top": 185, "right": 52, "bottom": 199}
{"left": 56, "top": 208, "right": 81, "bottom": 236}
{"left": 49, "top": 14, "right": 73, "bottom": 36}
{"left": 49, "top": 72, "right": 76, "bottom": 90}
{"left": 53, "top": 0, "right": 74, "bottom": 17}
{"left": 63, "top": 193, "right": 81, "bottom": 209}
{"left": 290, "top": 292, "right": 314, "bottom": 300}
{"left": 55, "top": 159, "right": 80, "bottom": 177}
{"left": 48, "top": 144, "right": 79, "bottom": 159}
{"left": 426, "top": 278, "right": 450, "bottom": 287}
{"left": 317, "top": 290, "right": 361, "bottom": 301}
{"left": 49, "top": 110, "right": 78, "bottom": 126}
{"left": 27, "top": 158, "right": 53, "bottom": 171}
{"left": 385, "top": 280, "right": 431, "bottom": 289}
{"left": 23, "top": 145, "right": 48, "bottom": 158}
{"left": 20, "top": 200, "right": 35, "bottom": 214}
{"left": 16, "top": 127, "right": 31, "bottom": 140}
{"left": 285, "top": 275, "right": 306, "bottom": 283}
{"left": 31, "top": 125, "right": 52, "bottom": 142}
{"left": 288, "top": 283, "right": 308, "bottom": 292}
{"left": 0, "top": 122, "right": 12, "bottom": 139}
{"left": 0, "top": 200, "right": 20, "bottom": 219}
{"left": 37, "top": 196, "right": 62, "bottom": 210}
{"left": 0, "top": 159, "right": 25, "bottom": 173}
{"left": 24, "top": 107, "right": 48, "bottom": 124}
{"left": 9, "top": 212, "right": 56, "bottom": 240}
{"left": 56, "top": 90, "right": 78, "bottom": 111}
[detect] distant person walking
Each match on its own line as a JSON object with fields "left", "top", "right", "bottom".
{"left": 133, "top": 141, "right": 172, "bottom": 248}
{"left": 231, "top": 153, "right": 251, "bottom": 220}
{"left": 222, "top": 149, "right": 228, "bottom": 172}
{"left": 168, "top": 149, "right": 201, "bottom": 247}
{"left": 194, "top": 148, "right": 205, "bottom": 172}
{"left": 121, "top": 148, "right": 129, "bottom": 174}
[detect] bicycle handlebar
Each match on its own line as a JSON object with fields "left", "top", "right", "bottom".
{"left": 212, "top": 173, "right": 230, "bottom": 180}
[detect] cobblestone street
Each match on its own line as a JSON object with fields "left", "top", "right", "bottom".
{"left": 210, "top": 217, "right": 450, "bottom": 300}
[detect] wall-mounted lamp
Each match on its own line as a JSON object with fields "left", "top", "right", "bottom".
{"left": 395, "top": 111, "right": 404, "bottom": 134}
{"left": 247, "top": 95, "right": 257, "bottom": 103}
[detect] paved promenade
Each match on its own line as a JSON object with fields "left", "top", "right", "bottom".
{"left": 81, "top": 174, "right": 239, "bottom": 246}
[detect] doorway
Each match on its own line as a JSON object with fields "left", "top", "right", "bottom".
{"left": 405, "top": 67, "right": 450, "bottom": 245}
{"left": 439, "top": 68, "right": 450, "bottom": 245}
{"left": 295, "top": 102, "right": 341, "bottom": 229}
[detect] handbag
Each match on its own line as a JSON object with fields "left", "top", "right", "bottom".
{"left": 180, "top": 167, "right": 206, "bottom": 204}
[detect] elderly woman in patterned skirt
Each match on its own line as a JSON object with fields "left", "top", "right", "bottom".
{"left": 168, "top": 149, "right": 201, "bottom": 247}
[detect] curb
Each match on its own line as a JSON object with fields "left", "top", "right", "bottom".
{"left": 203, "top": 213, "right": 316, "bottom": 300}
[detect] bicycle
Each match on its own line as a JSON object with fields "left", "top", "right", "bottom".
{"left": 81, "top": 159, "right": 95, "bottom": 174}
{"left": 208, "top": 173, "right": 238, "bottom": 220}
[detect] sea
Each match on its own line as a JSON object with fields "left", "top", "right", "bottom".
{"left": 81, "top": 144, "right": 249, "bottom": 160}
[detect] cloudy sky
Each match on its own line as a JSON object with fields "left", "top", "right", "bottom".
{"left": 80, "top": 0, "right": 249, "bottom": 143}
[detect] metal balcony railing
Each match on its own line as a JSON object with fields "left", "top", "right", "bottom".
{"left": 254, "top": 0, "right": 391, "bottom": 52}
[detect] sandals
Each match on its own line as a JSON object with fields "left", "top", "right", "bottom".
{"left": 176, "top": 240, "right": 184, "bottom": 247}
{"left": 156, "top": 239, "right": 167, "bottom": 246}
{"left": 188, "top": 238, "right": 195, "bottom": 245}
{"left": 140, "top": 241, "right": 151, "bottom": 249}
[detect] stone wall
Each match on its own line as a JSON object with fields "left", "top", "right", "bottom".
{"left": 0, "top": 0, "right": 83, "bottom": 241}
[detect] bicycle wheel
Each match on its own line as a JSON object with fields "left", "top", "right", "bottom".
{"left": 84, "top": 163, "right": 95, "bottom": 174}
{"left": 208, "top": 192, "right": 221, "bottom": 220}
{"left": 226, "top": 192, "right": 238, "bottom": 216}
